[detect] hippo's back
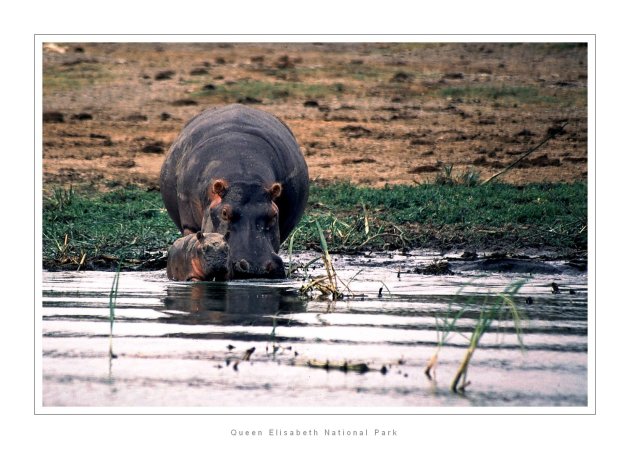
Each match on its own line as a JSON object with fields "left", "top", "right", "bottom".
{"left": 160, "top": 105, "right": 309, "bottom": 241}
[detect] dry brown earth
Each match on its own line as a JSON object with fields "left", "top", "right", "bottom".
{"left": 42, "top": 42, "right": 587, "bottom": 192}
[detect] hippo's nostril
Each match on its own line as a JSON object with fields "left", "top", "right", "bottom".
{"left": 265, "top": 256, "right": 285, "bottom": 277}
{"left": 237, "top": 259, "right": 250, "bottom": 272}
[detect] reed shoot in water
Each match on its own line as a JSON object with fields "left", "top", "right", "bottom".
{"left": 425, "top": 279, "right": 526, "bottom": 392}
{"left": 108, "top": 265, "right": 121, "bottom": 360}
{"left": 450, "top": 281, "right": 526, "bottom": 392}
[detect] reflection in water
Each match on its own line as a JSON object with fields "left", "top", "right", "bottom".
{"left": 41, "top": 263, "right": 588, "bottom": 407}
{"left": 161, "top": 282, "right": 306, "bottom": 326}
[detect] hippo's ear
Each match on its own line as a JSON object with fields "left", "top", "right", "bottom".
{"left": 268, "top": 182, "right": 282, "bottom": 200}
{"left": 210, "top": 179, "right": 229, "bottom": 198}
{"left": 196, "top": 231, "right": 205, "bottom": 242}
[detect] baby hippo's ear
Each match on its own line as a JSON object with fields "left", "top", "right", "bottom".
{"left": 196, "top": 231, "right": 205, "bottom": 242}
{"left": 268, "top": 182, "right": 282, "bottom": 200}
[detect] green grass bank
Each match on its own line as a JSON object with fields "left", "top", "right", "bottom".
{"left": 42, "top": 182, "right": 587, "bottom": 271}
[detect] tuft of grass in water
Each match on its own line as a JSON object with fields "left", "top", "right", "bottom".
{"left": 424, "top": 279, "right": 526, "bottom": 392}
{"left": 451, "top": 282, "right": 525, "bottom": 392}
{"left": 285, "top": 227, "right": 301, "bottom": 278}
{"left": 108, "top": 265, "right": 121, "bottom": 360}
{"left": 295, "top": 221, "right": 373, "bottom": 301}
{"left": 425, "top": 281, "right": 477, "bottom": 379}
{"left": 299, "top": 220, "right": 342, "bottom": 300}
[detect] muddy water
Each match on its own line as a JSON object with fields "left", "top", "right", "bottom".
{"left": 41, "top": 252, "right": 588, "bottom": 407}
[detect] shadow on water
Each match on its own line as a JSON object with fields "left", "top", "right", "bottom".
{"left": 161, "top": 282, "right": 307, "bottom": 327}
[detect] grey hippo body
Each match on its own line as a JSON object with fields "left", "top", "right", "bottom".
{"left": 160, "top": 104, "right": 309, "bottom": 279}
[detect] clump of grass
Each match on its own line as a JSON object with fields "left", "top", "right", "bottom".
{"left": 425, "top": 283, "right": 476, "bottom": 380}
{"left": 49, "top": 185, "right": 75, "bottom": 210}
{"left": 425, "top": 280, "right": 526, "bottom": 392}
{"left": 434, "top": 164, "right": 480, "bottom": 186}
{"left": 438, "top": 84, "right": 585, "bottom": 107}
{"left": 451, "top": 282, "right": 525, "bottom": 392}
{"left": 289, "top": 210, "right": 409, "bottom": 254}
{"left": 295, "top": 220, "right": 378, "bottom": 302}
{"left": 299, "top": 220, "right": 342, "bottom": 300}
{"left": 415, "top": 259, "right": 453, "bottom": 275}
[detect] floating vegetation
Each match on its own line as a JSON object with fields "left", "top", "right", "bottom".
{"left": 306, "top": 359, "right": 370, "bottom": 374}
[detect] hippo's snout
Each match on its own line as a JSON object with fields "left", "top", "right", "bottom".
{"left": 231, "top": 253, "right": 285, "bottom": 279}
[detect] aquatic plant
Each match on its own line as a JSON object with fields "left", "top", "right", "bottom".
{"left": 299, "top": 220, "right": 342, "bottom": 299}
{"left": 452, "top": 282, "right": 525, "bottom": 392}
{"left": 426, "top": 279, "right": 526, "bottom": 393}
{"left": 425, "top": 283, "right": 475, "bottom": 380}
{"left": 108, "top": 265, "right": 121, "bottom": 360}
{"left": 286, "top": 229, "right": 296, "bottom": 277}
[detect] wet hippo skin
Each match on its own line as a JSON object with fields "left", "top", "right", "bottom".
{"left": 160, "top": 104, "right": 309, "bottom": 279}
{"left": 166, "top": 232, "right": 229, "bottom": 281}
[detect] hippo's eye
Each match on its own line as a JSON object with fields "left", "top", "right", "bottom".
{"left": 261, "top": 211, "right": 277, "bottom": 231}
{"left": 267, "top": 210, "right": 278, "bottom": 225}
{"left": 221, "top": 206, "right": 232, "bottom": 221}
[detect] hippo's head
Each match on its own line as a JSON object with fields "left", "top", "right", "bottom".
{"left": 194, "top": 231, "right": 230, "bottom": 280}
{"left": 202, "top": 179, "right": 285, "bottom": 279}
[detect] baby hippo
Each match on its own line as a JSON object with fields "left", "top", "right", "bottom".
{"left": 166, "top": 232, "right": 229, "bottom": 281}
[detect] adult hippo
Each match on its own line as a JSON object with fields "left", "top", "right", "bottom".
{"left": 160, "top": 104, "right": 309, "bottom": 279}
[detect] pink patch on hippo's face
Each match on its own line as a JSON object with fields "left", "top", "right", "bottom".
{"left": 209, "top": 193, "right": 222, "bottom": 209}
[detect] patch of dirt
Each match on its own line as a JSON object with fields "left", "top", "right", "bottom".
{"left": 42, "top": 42, "right": 587, "bottom": 193}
